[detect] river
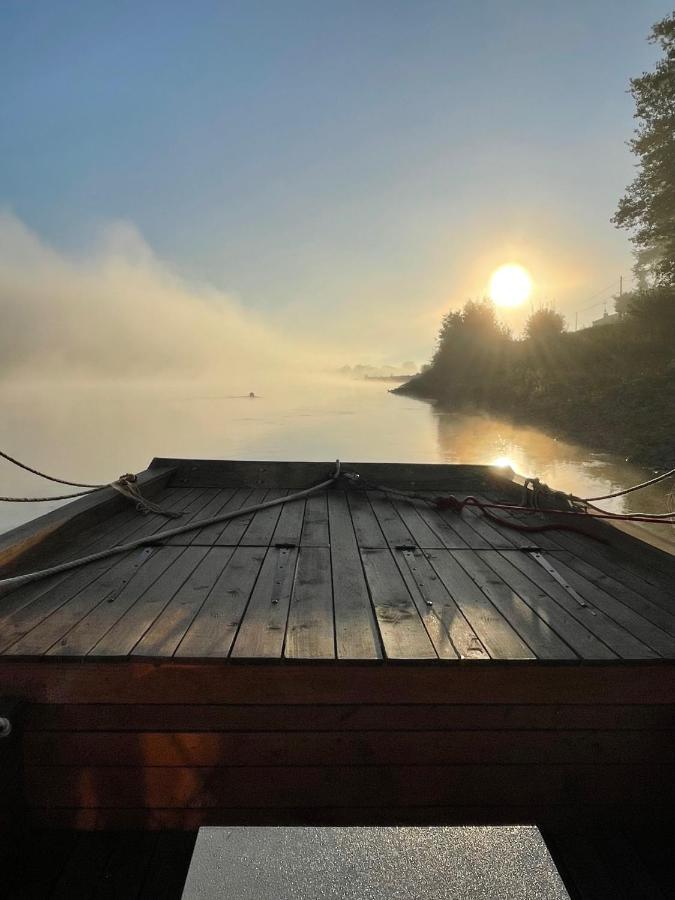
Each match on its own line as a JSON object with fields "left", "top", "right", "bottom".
{"left": 1, "top": 377, "right": 672, "bottom": 541}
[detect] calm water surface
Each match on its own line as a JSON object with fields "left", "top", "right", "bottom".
{"left": 1, "top": 377, "right": 672, "bottom": 541}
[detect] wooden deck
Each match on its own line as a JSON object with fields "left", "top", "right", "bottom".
{"left": 0, "top": 459, "right": 673, "bottom": 830}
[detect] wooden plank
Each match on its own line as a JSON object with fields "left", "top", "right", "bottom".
{"left": 432, "top": 504, "right": 493, "bottom": 549}
{"left": 272, "top": 495, "right": 306, "bottom": 545}
{"left": 389, "top": 497, "right": 445, "bottom": 549}
{"left": 301, "top": 492, "right": 329, "bottom": 546}
{"left": 215, "top": 488, "right": 268, "bottom": 546}
{"left": 131, "top": 547, "right": 235, "bottom": 657}
{"left": 24, "top": 702, "right": 675, "bottom": 733}
{"left": 366, "top": 491, "right": 414, "bottom": 546}
{"left": 25, "top": 729, "right": 674, "bottom": 767}
{"left": 453, "top": 550, "right": 578, "bottom": 660}
{"left": 3, "top": 547, "right": 158, "bottom": 656}
{"left": 284, "top": 546, "right": 335, "bottom": 659}
{"left": 543, "top": 555, "right": 675, "bottom": 658}
{"left": 425, "top": 550, "right": 535, "bottom": 660}
{"left": 4, "top": 661, "right": 675, "bottom": 704}
{"left": 91, "top": 547, "right": 211, "bottom": 657}
{"left": 190, "top": 487, "right": 254, "bottom": 544}
{"left": 504, "top": 551, "right": 661, "bottom": 660}
{"left": 42, "top": 547, "right": 188, "bottom": 657}
{"left": 445, "top": 494, "right": 534, "bottom": 551}
{"left": 0, "top": 465, "right": 174, "bottom": 576}
{"left": 0, "top": 487, "right": 201, "bottom": 646}
{"left": 394, "top": 548, "right": 487, "bottom": 659}
{"left": 553, "top": 551, "right": 675, "bottom": 634}
{"left": 161, "top": 487, "right": 221, "bottom": 545}
{"left": 327, "top": 491, "right": 381, "bottom": 659}
{"left": 25, "top": 763, "right": 674, "bottom": 809}
{"left": 156, "top": 458, "right": 505, "bottom": 491}
{"left": 175, "top": 546, "right": 266, "bottom": 658}
{"left": 360, "top": 549, "right": 437, "bottom": 660}
{"left": 413, "top": 503, "right": 471, "bottom": 549}
{"left": 230, "top": 546, "right": 298, "bottom": 658}
{"left": 240, "top": 489, "right": 286, "bottom": 546}
{"left": 347, "top": 491, "right": 387, "bottom": 548}
{"left": 482, "top": 551, "right": 617, "bottom": 660}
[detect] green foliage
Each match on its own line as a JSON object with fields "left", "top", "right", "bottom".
{"left": 524, "top": 308, "right": 565, "bottom": 342}
{"left": 612, "top": 13, "right": 675, "bottom": 287}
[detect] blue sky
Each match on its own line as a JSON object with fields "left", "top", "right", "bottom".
{"left": 1, "top": 1, "right": 671, "bottom": 360}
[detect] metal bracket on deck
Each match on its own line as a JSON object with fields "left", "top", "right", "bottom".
{"left": 528, "top": 551, "right": 596, "bottom": 614}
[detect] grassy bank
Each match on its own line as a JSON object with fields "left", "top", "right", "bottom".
{"left": 395, "top": 293, "right": 675, "bottom": 468}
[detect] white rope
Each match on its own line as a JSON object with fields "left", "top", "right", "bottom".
{"left": 0, "top": 461, "right": 342, "bottom": 590}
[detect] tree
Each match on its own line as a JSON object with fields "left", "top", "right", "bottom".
{"left": 524, "top": 308, "right": 565, "bottom": 343}
{"left": 612, "top": 13, "right": 675, "bottom": 287}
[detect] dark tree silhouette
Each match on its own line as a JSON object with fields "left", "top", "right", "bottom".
{"left": 524, "top": 308, "right": 565, "bottom": 342}
{"left": 613, "top": 13, "right": 675, "bottom": 288}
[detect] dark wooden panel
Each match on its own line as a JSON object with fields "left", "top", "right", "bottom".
{"left": 366, "top": 491, "right": 414, "bottom": 546}
{"left": 300, "top": 493, "right": 329, "bottom": 546}
{"left": 156, "top": 458, "right": 506, "bottom": 491}
{"left": 25, "top": 763, "right": 675, "bottom": 809}
{"left": 27, "top": 803, "right": 674, "bottom": 831}
{"left": 24, "top": 729, "right": 674, "bottom": 767}
{"left": 347, "top": 491, "right": 387, "bottom": 548}
{"left": 24, "top": 703, "right": 675, "bottom": 733}
{"left": 3, "top": 661, "right": 675, "bottom": 704}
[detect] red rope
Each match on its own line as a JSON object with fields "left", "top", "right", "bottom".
{"left": 434, "top": 494, "right": 674, "bottom": 538}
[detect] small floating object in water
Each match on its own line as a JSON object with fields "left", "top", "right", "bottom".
{"left": 249, "top": 392, "right": 256, "bottom": 398}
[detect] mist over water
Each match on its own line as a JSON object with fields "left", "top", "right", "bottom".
{"left": 1, "top": 377, "right": 671, "bottom": 538}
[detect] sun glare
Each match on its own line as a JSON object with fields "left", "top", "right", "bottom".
{"left": 489, "top": 264, "right": 532, "bottom": 308}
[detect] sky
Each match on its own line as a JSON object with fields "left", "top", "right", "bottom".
{"left": 1, "top": 0, "right": 672, "bottom": 372}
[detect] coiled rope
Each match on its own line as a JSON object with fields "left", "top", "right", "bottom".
{"left": 0, "top": 461, "right": 342, "bottom": 590}
{"left": 0, "top": 449, "right": 181, "bottom": 517}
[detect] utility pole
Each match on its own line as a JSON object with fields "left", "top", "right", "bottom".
{"left": 619, "top": 275, "right": 623, "bottom": 297}
{"left": 575, "top": 312, "right": 578, "bottom": 331}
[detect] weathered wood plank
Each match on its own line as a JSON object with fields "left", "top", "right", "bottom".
{"left": 347, "top": 491, "right": 387, "bottom": 548}
{"left": 553, "top": 551, "right": 675, "bottom": 634}
{"left": 43, "top": 547, "right": 189, "bottom": 657}
{"left": 360, "top": 549, "right": 437, "bottom": 660}
{"left": 453, "top": 550, "right": 578, "bottom": 660}
{"left": 300, "top": 492, "right": 329, "bottom": 546}
{"left": 426, "top": 549, "right": 535, "bottom": 660}
{"left": 0, "top": 487, "right": 199, "bottom": 640}
{"left": 215, "top": 488, "right": 268, "bottom": 546}
{"left": 390, "top": 497, "right": 445, "bottom": 549}
{"left": 175, "top": 546, "right": 266, "bottom": 658}
{"left": 542, "top": 555, "right": 675, "bottom": 658}
{"left": 327, "top": 491, "right": 381, "bottom": 660}
{"left": 190, "top": 487, "right": 254, "bottom": 544}
{"left": 240, "top": 489, "right": 286, "bottom": 546}
{"left": 504, "top": 551, "right": 660, "bottom": 660}
{"left": 393, "top": 548, "right": 486, "bottom": 659}
{"left": 413, "top": 503, "right": 471, "bottom": 549}
{"left": 366, "top": 491, "right": 414, "bottom": 546}
{"left": 272, "top": 496, "right": 306, "bottom": 546}
{"left": 484, "top": 551, "right": 617, "bottom": 660}
{"left": 230, "top": 546, "right": 298, "bottom": 658}
{"left": 91, "top": 547, "right": 211, "bottom": 657}
{"left": 284, "top": 546, "right": 335, "bottom": 659}
{"left": 131, "top": 547, "right": 235, "bottom": 657}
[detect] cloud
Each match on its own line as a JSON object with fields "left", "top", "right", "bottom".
{"left": 0, "top": 211, "right": 327, "bottom": 383}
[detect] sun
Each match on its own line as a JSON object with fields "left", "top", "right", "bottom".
{"left": 489, "top": 264, "right": 532, "bottom": 308}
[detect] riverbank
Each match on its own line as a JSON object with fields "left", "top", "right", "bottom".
{"left": 395, "top": 368, "right": 675, "bottom": 469}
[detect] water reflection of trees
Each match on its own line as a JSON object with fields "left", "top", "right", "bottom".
{"left": 433, "top": 407, "right": 673, "bottom": 520}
